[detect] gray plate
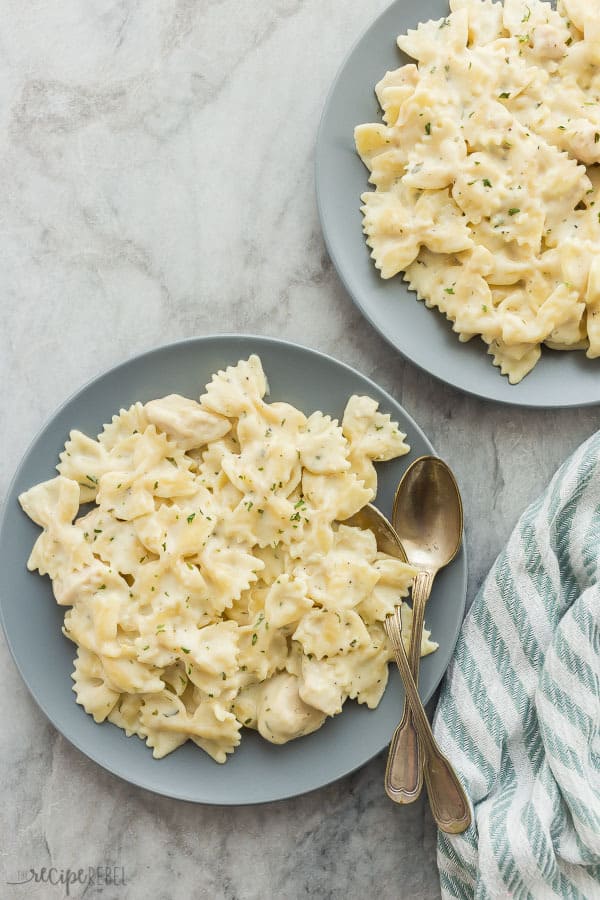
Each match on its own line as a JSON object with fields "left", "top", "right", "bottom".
{"left": 0, "top": 335, "right": 467, "bottom": 804}
{"left": 315, "top": 0, "right": 600, "bottom": 408}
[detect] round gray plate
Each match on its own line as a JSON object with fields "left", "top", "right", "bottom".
{"left": 315, "top": 0, "right": 600, "bottom": 408}
{"left": 0, "top": 335, "right": 467, "bottom": 804}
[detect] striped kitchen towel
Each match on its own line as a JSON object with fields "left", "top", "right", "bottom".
{"left": 433, "top": 431, "right": 600, "bottom": 899}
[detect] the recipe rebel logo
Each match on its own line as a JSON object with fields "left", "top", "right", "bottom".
{"left": 6, "top": 866, "right": 127, "bottom": 895}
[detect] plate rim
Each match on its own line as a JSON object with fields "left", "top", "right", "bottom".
{"left": 0, "top": 333, "right": 468, "bottom": 804}
{"left": 314, "top": 0, "right": 600, "bottom": 409}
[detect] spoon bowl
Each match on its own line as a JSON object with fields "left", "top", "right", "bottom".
{"left": 345, "top": 503, "right": 408, "bottom": 562}
{"left": 392, "top": 456, "right": 463, "bottom": 573}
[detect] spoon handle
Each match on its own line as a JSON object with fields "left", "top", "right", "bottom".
{"left": 384, "top": 613, "right": 471, "bottom": 834}
{"left": 408, "top": 570, "right": 433, "bottom": 680}
{"left": 384, "top": 570, "right": 433, "bottom": 802}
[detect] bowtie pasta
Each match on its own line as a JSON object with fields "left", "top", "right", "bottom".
{"left": 355, "top": 0, "right": 600, "bottom": 382}
{"left": 19, "top": 355, "right": 437, "bottom": 763}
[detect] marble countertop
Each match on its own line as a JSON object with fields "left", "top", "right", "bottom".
{"left": 1, "top": 1, "right": 598, "bottom": 897}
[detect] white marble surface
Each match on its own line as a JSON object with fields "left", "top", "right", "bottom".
{"left": 1, "top": 1, "right": 599, "bottom": 898}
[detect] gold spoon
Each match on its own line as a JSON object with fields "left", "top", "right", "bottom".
{"left": 388, "top": 456, "right": 464, "bottom": 808}
{"left": 346, "top": 502, "right": 471, "bottom": 834}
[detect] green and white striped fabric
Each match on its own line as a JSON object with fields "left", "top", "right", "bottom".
{"left": 434, "top": 432, "right": 600, "bottom": 899}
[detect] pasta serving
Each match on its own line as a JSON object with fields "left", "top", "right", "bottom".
{"left": 355, "top": 0, "right": 600, "bottom": 382}
{"left": 19, "top": 356, "right": 437, "bottom": 763}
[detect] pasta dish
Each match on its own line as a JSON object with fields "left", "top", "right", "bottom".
{"left": 19, "top": 356, "right": 436, "bottom": 762}
{"left": 355, "top": 0, "right": 600, "bottom": 382}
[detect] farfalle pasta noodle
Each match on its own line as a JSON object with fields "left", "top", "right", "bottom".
{"left": 19, "top": 356, "right": 437, "bottom": 763}
{"left": 355, "top": 0, "right": 600, "bottom": 382}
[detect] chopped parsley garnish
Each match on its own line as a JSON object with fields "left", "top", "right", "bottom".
{"left": 154, "top": 481, "right": 158, "bottom": 489}
{"left": 508, "top": 208, "right": 520, "bottom": 216}
{"left": 444, "top": 287, "right": 455, "bottom": 294}
{"left": 425, "top": 122, "right": 431, "bottom": 135}
{"left": 187, "top": 513, "right": 196, "bottom": 523}
{"left": 181, "top": 647, "right": 191, "bottom": 654}
{"left": 595, "top": 133, "right": 599, "bottom": 144}
{"left": 290, "top": 511, "right": 301, "bottom": 521}
{"left": 251, "top": 633, "right": 258, "bottom": 645}
{"left": 482, "top": 178, "right": 492, "bottom": 188}
{"left": 98, "top": 584, "right": 106, "bottom": 590}
{"left": 499, "top": 92, "right": 510, "bottom": 99}
{"left": 482, "top": 305, "right": 489, "bottom": 313}
{"left": 86, "top": 474, "right": 98, "bottom": 484}
{"left": 156, "top": 624, "right": 166, "bottom": 632}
